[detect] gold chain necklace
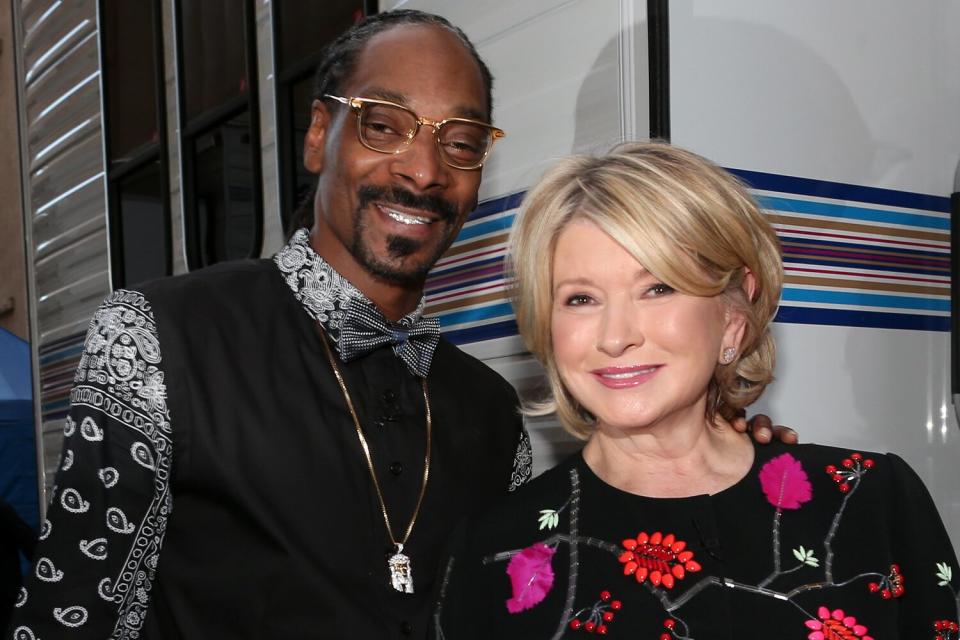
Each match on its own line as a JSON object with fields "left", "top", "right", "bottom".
{"left": 319, "top": 329, "right": 431, "bottom": 594}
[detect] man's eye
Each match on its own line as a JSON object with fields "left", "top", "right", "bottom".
{"left": 364, "top": 121, "right": 400, "bottom": 136}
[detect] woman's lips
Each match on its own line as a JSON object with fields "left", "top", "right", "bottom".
{"left": 591, "top": 365, "right": 662, "bottom": 388}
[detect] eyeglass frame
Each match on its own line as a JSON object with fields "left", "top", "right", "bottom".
{"left": 323, "top": 94, "right": 506, "bottom": 170}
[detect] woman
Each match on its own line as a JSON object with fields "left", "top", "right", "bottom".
{"left": 432, "top": 143, "right": 958, "bottom": 639}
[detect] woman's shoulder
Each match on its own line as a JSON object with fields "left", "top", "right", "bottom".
{"left": 463, "top": 452, "right": 583, "bottom": 543}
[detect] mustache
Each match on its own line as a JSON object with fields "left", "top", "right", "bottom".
{"left": 357, "top": 186, "right": 458, "bottom": 222}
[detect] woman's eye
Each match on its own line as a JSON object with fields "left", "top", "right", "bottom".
{"left": 565, "top": 294, "right": 593, "bottom": 306}
{"left": 647, "top": 283, "right": 675, "bottom": 297}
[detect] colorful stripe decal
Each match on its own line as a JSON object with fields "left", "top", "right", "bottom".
{"left": 426, "top": 170, "right": 951, "bottom": 344}
{"left": 37, "top": 332, "right": 85, "bottom": 421}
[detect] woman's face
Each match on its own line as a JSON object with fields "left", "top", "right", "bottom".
{"left": 550, "top": 219, "right": 741, "bottom": 433}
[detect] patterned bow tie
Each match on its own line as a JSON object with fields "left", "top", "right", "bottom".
{"left": 273, "top": 229, "right": 441, "bottom": 378}
{"left": 337, "top": 297, "right": 440, "bottom": 378}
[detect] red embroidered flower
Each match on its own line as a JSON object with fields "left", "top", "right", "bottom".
{"left": 619, "top": 531, "right": 700, "bottom": 589}
{"left": 824, "top": 452, "right": 874, "bottom": 493}
{"left": 567, "top": 590, "right": 621, "bottom": 635}
{"left": 804, "top": 606, "right": 873, "bottom": 640}
{"left": 934, "top": 619, "right": 959, "bottom": 640}
{"left": 867, "top": 563, "right": 904, "bottom": 599}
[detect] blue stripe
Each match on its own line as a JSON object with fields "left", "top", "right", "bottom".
{"left": 758, "top": 195, "right": 949, "bottom": 230}
{"left": 456, "top": 213, "right": 515, "bottom": 242}
{"left": 436, "top": 302, "right": 515, "bottom": 329}
{"left": 730, "top": 168, "right": 951, "bottom": 213}
{"left": 781, "top": 287, "right": 949, "bottom": 312}
{"left": 776, "top": 306, "right": 950, "bottom": 332}
{"left": 470, "top": 191, "right": 525, "bottom": 221}
{"left": 443, "top": 319, "right": 519, "bottom": 345}
{"left": 781, "top": 256, "right": 950, "bottom": 276}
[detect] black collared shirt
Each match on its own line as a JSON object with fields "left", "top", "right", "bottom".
{"left": 10, "top": 240, "right": 530, "bottom": 639}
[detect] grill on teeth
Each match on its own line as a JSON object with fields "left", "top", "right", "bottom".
{"left": 386, "top": 209, "right": 430, "bottom": 225}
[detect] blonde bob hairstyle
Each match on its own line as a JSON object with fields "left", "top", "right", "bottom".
{"left": 509, "top": 142, "right": 783, "bottom": 439}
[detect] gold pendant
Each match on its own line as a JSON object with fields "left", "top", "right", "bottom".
{"left": 388, "top": 545, "right": 414, "bottom": 593}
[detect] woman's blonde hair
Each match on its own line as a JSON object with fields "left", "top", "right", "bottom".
{"left": 509, "top": 142, "right": 783, "bottom": 438}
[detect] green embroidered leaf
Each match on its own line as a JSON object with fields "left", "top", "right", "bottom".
{"left": 935, "top": 562, "right": 953, "bottom": 584}
{"left": 538, "top": 509, "right": 559, "bottom": 530}
{"left": 792, "top": 546, "right": 819, "bottom": 567}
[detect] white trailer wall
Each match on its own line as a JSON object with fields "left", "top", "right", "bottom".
{"left": 396, "top": 0, "right": 960, "bottom": 552}
{"left": 670, "top": 0, "right": 960, "bottom": 552}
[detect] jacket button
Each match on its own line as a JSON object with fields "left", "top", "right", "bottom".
{"left": 389, "top": 462, "right": 403, "bottom": 476}
{"left": 400, "top": 621, "right": 413, "bottom": 635}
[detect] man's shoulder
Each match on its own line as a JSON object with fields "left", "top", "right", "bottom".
{"left": 135, "top": 258, "right": 278, "bottom": 301}
{"left": 465, "top": 454, "right": 580, "bottom": 542}
{"left": 432, "top": 337, "right": 518, "bottom": 400}
{"left": 118, "top": 259, "right": 283, "bottom": 319}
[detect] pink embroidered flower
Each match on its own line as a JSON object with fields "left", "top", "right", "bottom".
{"left": 804, "top": 606, "right": 873, "bottom": 640}
{"left": 759, "top": 453, "right": 813, "bottom": 510}
{"left": 505, "top": 542, "right": 556, "bottom": 613}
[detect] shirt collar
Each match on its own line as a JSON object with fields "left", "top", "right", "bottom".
{"left": 273, "top": 228, "right": 434, "bottom": 362}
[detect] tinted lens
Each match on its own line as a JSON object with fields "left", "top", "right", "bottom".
{"left": 438, "top": 121, "right": 492, "bottom": 168}
{"left": 359, "top": 103, "right": 417, "bottom": 151}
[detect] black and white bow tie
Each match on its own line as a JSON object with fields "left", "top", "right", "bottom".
{"left": 336, "top": 297, "right": 440, "bottom": 378}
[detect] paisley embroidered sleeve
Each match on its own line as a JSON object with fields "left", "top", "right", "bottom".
{"left": 885, "top": 453, "right": 960, "bottom": 636}
{"left": 9, "top": 290, "right": 173, "bottom": 640}
{"left": 507, "top": 422, "right": 533, "bottom": 492}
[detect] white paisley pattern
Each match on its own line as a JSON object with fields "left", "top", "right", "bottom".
{"left": 508, "top": 426, "right": 533, "bottom": 491}
{"left": 273, "top": 228, "right": 429, "bottom": 342}
{"left": 56, "top": 290, "right": 172, "bottom": 638}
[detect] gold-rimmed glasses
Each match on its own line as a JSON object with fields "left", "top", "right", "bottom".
{"left": 324, "top": 94, "right": 505, "bottom": 170}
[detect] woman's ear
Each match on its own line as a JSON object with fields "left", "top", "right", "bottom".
{"left": 303, "top": 99, "right": 331, "bottom": 174}
{"left": 741, "top": 266, "right": 758, "bottom": 303}
{"left": 720, "top": 267, "right": 757, "bottom": 362}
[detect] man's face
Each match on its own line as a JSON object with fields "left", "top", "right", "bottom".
{"left": 306, "top": 24, "right": 488, "bottom": 288}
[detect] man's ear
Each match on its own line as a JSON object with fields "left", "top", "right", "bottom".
{"left": 303, "top": 99, "right": 331, "bottom": 174}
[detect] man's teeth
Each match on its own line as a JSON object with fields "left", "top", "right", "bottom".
{"left": 602, "top": 368, "right": 657, "bottom": 379}
{"left": 385, "top": 208, "right": 431, "bottom": 225}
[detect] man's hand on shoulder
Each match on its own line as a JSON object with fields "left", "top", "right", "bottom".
{"left": 732, "top": 413, "right": 798, "bottom": 444}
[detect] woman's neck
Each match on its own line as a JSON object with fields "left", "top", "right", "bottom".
{"left": 582, "top": 415, "right": 754, "bottom": 498}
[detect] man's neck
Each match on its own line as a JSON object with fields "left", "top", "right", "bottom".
{"left": 309, "top": 232, "right": 424, "bottom": 322}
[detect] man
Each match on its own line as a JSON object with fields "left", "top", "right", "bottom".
{"left": 8, "top": 10, "right": 791, "bottom": 640}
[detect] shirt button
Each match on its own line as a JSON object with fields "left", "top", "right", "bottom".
{"left": 383, "top": 390, "right": 396, "bottom": 402}
{"left": 400, "top": 621, "right": 413, "bottom": 635}
{"left": 389, "top": 462, "right": 403, "bottom": 476}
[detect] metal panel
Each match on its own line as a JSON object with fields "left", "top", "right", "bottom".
{"left": 24, "top": 31, "right": 100, "bottom": 169}
{"left": 256, "top": 0, "right": 283, "bottom": 256}
{"left": 15, "top": 0, "right": 110, "bottom": 504}
{"left": 669, "top": 0, "right": 960, "bottom": 551}
{"left": 161, "top": 0, "right": 187, "bottom": 275}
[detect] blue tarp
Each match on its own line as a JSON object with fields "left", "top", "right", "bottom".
{"left": 0, "top": 326, "right": 39, "bottom": 538}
